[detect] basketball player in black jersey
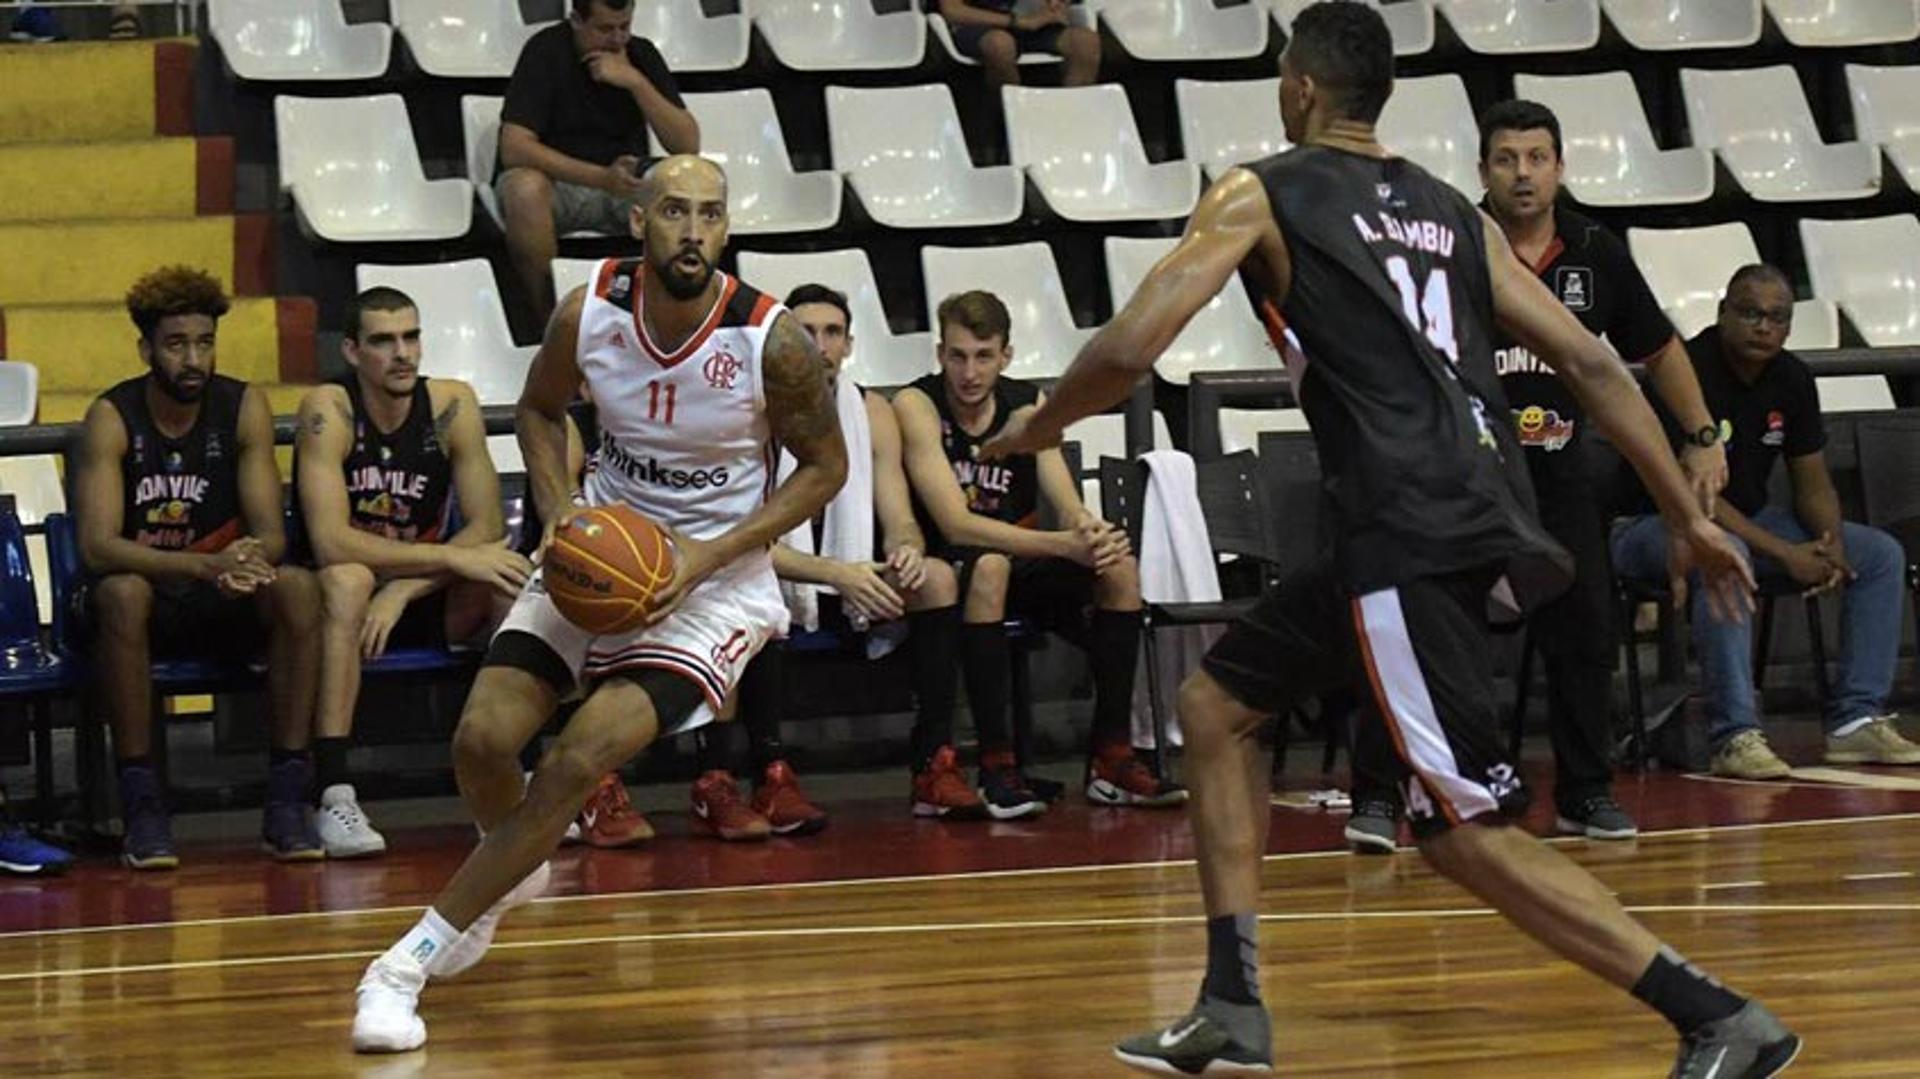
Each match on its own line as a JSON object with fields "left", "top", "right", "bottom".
{"left": 294, "top": 288, "right": 534, "bottom": 859}
{"left": 986, "top": 6, "right": 1797, "bottom": 1076}
{"left": 73, "top": 266, "right": 325, "bottom": 869}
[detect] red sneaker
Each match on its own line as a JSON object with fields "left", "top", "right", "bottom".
{"left": 1086, "top": 749, "right": 1188, "bottom": 808}
{"left": 751, "top": 760, "right": 827, "bottom": 836}
{"left": 690, "top": 770, "right": 772, "bottom": 842}
{"left": 573, "top": 772, "right": 654, "bottom": 848}
{"left": 911, "top": 745, "right": 990, "bottom": 820}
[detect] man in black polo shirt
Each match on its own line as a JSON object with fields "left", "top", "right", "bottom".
{"left": 1614, "top": 264, "right": 1920, "bottom": 779}
{"left": 496, "top": 0, "right": 699, "bottom": 324}
{"left": 1346, "top": 99, "right": 1727, "bottom": 848}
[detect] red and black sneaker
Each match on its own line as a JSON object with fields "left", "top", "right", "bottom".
{"left": 572, "top": 772, "right": 655, "bottom": 848}
{"left": 1086, "top": 747, "right": 1188, "bottom": 808}
{"left": 751, "top": 760, "right": 828, "bottom": 836}
{"left": 910, "top": 745, "right": 990, "bottom": 820}
{"left": 691, "top": 769, "right": 772, "bottom": 841}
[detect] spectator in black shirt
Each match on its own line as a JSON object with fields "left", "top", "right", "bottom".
{"left": 496, "top": 0, "right": 698, "bottom": 324}
{"left": 937, "top": 0, "right": 1100, "bottom": 88}
{"left": 1613, "top": 264, "right": 1920, "bottom": 778}
{"left": 1347, "top": 100, "right": 1726, "bottom": 848}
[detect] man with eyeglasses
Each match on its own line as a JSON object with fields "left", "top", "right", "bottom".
{"left": 1612, "top": 263, "right": 1920, "bottom": 778}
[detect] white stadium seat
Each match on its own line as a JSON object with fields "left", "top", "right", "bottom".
{"left": 1376, "top": 74, "right": 1480, "bottom": 196}
{"left": 1263, "top": 0, "right": 1436, "bottom": 56}
{"left": 1846, "top": 64, "right": 1920, "bottom": 194}
{"left": 1097, "top": 0, "right": 1270, "bottom": 62}
{"left": 1627, "top": 223, "right": 1840, "bottom": 351}
{"left": 1801, "top": 215, "right": 1920, "bottom": 348}
{"left": 1682, "top": 66, "right": 1880, "bottom": 202}
{"left": 750, "top": 0, "right": 925, "bottom": 71}
{"left": 921, "top": 243, "right": 1096, "bottom": 382}
{"left": 1600, "top": 0, "right": 1763, "bottom": 50}
{"left": 391, "top": 0, "right": 549, "bottom": 79}
{"left": 1816, "top": 375, "right": 1897, "bottom": 413}
{"left": 652, "top": 89, "right": 841, "bottom": 235}
{"left": 355, "top": 259, "right": 535, "bottom": 406}
{"left": 275, "top": 95, "right": 473, "bottom": 243}
{"left": 1765, "top": 0, "right": 1920, "bottom": 47}
{"left": 1104, "top": 236, "right": 1278, "bottom": 386}
{"left": 1175, "top": 77, "right": 1290, "bottom": 183}
{"left": 1514, "top": 73, "right": 1713, "bottom": 207}
{"left": 551, "top": 257, "right": 600, "bottom": 303}
{"left": 1435, "top": 0, "right": 1601, "bottom": 54}
{"left": 736, "top": 248, "right": 935, "bottom": 389}
{"left": 207, "top": 0, "right": 391, "bottom": 81}
{"left": 1003, "top": 85, "right": 1200, "bottom": 222}
{"left": 631, "top": 0, "right": 750, "bottom": 73}
{"left": 0, "top": 360, "right": 35, "bottom": 427}
{"left": 1219, "top": 408, "right": 1309, "bottom": 456}
{"left": 827, "top": 84, "right": 1023, "bottom": 229}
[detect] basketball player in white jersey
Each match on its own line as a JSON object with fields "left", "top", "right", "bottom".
{"left": 351, "top": 154, "right": 847, "bottom": 1053}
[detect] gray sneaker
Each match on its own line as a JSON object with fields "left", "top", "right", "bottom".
{"left": 1113, "top": 995, "right": 1272, "bottom": 1076}
{"left": 1343, "top": 800, "right": 1399, "bottom": 854}
{"left": 1555, "top": 795, "right": 1639, "bottom": 840}
{"left": 1670, "top": 1001, "right": 1801, "bottom": 1079}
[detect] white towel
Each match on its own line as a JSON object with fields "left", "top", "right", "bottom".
{"left": 778, "top": 376, "right": 874, "bottom": 632}
{"left": 1130, "top": 449, "right": 1222, "bottom": 748}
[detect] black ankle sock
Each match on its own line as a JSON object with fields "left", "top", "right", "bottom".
{"left": 738, "top": 643, "right": 785, "bottom": 775}
{"left": 1201, "top": 913, "right": 1262, "bottom": 1005}
{"left": 313, "top": 737, "right": 351, "bottom": 791}
{"left": 907, "top": 605, "right": 962, "bottom": 770}
{"left": 1087, "top": 609, "right": 1143, "bottom": 748}
{"left": 961, "top": 621, "right": 1012, "bottom": 754}
{"left": 268, "top": 746, "right": 307, "bottom": 768}
{"left": 1631, "top": 946, "right": 1745, "bottom": 1034}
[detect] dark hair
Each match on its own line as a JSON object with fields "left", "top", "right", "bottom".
{"left": 345, "top": 286, "right": 418, "bottom": 341}
{"left": 936, "top": 290, "right": 1012, "bottom": 347}
{"left": 571, "top": 0, "right": 632, "bottom": 17}
{"left": 785, "top": 284, "right": 851, "bottom": 329}
{"left": 125, "top": 265, "right": 231, "bottom": 341}
{"left": 1478, "top": 99, "right": 1563, "bottom": 163}
{"left": 1725, "top": 263, "right": 1792, "bottom": 296}
{"left": 1285, "top": 1, "right": 1394, "bottom": 125}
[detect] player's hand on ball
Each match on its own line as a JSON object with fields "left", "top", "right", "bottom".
{"left": 1668, "top": 517, "right": 1755, "bottom": 624}
{"left": 535, "top": 506, "right": 588, "bottom": 566}
{"left": 642, "top": 529, "right": 717, "bottom": 627}
{"left": 451, "top": 539, "right": 533, "bottom": 598}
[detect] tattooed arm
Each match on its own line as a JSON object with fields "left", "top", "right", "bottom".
{"left": 645, "top": 311, "right": 847, "bottom": 622}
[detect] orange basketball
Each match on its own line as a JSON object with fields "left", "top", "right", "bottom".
{"left": 543, "top": 505, "right": 677, "bottom": 635}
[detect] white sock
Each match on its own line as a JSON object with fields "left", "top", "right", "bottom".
{"left": 1831, "top": 716, "right": 1877, "bottom": 738}
{"left": 391, "top": 909, "right": 458, "bottom": 972}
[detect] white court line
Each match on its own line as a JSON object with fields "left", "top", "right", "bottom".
{"left": 1699, "top": 881, "right": 1767, "bottom": 891}
{"left": 5, "top": 810, "right": 1920, "bottom": 942}
{"left": 1844, "top": 871, "right": 1914, "bottom": 882}
{"left": 3, "top": 901, "right": 1919, "bottom": 985}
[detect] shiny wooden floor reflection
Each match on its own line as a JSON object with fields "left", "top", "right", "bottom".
{"left": 5, "top": 810, "right": 1918, "bottom": 1076}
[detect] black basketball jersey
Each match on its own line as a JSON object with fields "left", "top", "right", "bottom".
{"left": 1244, "top": 145, "right": 1569, "bottom": 604}
{"left": 908, "top": 372, "right": 1040, "bottom": 542}
{"left": 336, "top": 377, "right": 454, "bottom": 543}
{"left": 103, "top": 374, "right": 247, "bottom": 553}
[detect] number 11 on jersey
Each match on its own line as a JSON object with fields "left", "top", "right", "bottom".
{"left": 646, "top": 380, "right": 677, "bottom": 424}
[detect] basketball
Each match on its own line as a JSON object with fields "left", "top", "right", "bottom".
{"left": 542, "top": 505, "right": 677, "bottom": 635}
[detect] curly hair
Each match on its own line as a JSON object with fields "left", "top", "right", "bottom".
{"left": 125, "top": 266, "right": 231, "bottom": 341}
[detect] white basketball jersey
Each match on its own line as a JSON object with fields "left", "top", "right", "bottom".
{"left": 576, "top": 257, "right": 784, "bottom": 598}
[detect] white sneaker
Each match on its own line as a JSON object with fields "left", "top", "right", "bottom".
{"left": 432, "top": 860, "right": 551, "bottom": 979}
{"left": 352, "top": 948, "right": 428, "bottom": 1053}
{"left": 316, "top": 784, "right": 388, "bottom": 859}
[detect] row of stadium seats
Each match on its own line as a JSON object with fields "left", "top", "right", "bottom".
{"left": 206, "top": 0, "right": 1920, "bottom": 83}
{"left": 272, "top": 63, "right": 1920, "bottom": 245}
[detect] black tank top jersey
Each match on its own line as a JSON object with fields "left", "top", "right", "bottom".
{"left": 329, "top": 377, "right": 454, "bottom": 544}
{"left": 1244, "top": 146, "right": 1570, "bottom": 604}
{"left": 103, "top": 374, "right": 247, "bottom": 554}
{"left": 907, "top": 373, "right": 1041, "bottom": 542}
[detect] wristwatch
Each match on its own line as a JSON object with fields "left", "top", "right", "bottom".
{"left": 1685, "top": 423, "right": 1721, "bottom": 448}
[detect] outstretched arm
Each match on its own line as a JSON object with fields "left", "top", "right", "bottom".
{"left": 984, "top": 168, "right": 1279, "bottom": 459}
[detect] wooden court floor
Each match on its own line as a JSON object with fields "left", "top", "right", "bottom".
{"left": 4, "top": 801, "right": 1918, "bottom": 1076}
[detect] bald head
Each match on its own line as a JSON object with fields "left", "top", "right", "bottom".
{"left": 632, "top": 154, "right": 731, "bottom": 301}
{"left": 638, "top": 154, "right": 728, "bottom": 209}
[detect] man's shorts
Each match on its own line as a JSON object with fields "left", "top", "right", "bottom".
{"left": 946, "top": 548, "right": 1098, "bottom": 637}
{"left": 484, "top": 565, "right": 784, "bottom": 738}
{"left": 74, "top": 578, "right": 265, "bottom": 663}
{"left": 1202, "top": 558, "right": 1530, "bottom": 838}
{"left": 951, "top": 21, "right": 1069, "bottom": 59}
{"left": 493, "top": 172, "right": 640, "bottom": 236}
{"left": 384, "top": 590, "right": 449, "bottom": 652}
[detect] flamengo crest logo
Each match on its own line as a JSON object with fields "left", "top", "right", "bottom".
{"left": 703, "top": 346, "right": 743, "bottom": 391}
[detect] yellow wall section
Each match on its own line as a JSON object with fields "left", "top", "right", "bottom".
{"left": 8, "top": 299, "right": 283, "bottom": 393}
{"left": 0, "top": 218, "right": 233, "bottom": 305}
{"left": 0, "top": 139, "right": 200, "bottom": 223}
{"left": 0, "top": 42, "right": 160, "bottom": 144}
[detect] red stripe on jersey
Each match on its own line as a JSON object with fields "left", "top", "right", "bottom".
{"left": 593, "top": 259, "right": 621, "bottom": 300}
{"left": 634, "top": 268, "right": 739, "bottom": 370}
{"left": 748, "top": 291, "right": 777, "bottom": 328}
{"left": 1258, "top": 299, "right": 1289, "bottom": 351}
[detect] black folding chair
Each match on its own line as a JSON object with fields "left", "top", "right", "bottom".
{"left": 1853, "top": 410, "right": 1920, "bottom": 644}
